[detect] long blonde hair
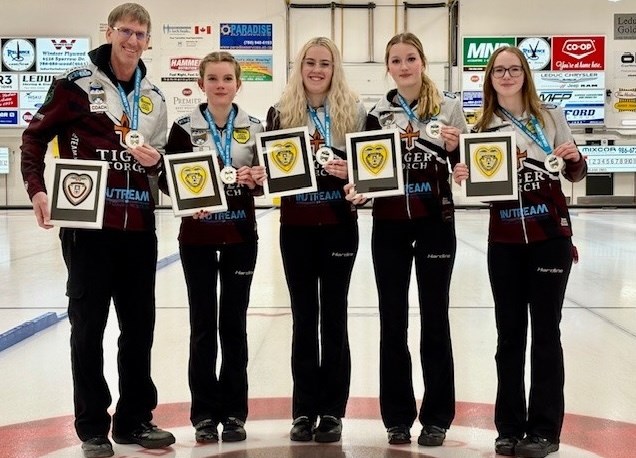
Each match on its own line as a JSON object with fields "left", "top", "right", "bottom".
{"left": 384, "top": 33, "right": 441, "bottom": 119}
{"left": 276, "top": 37, "right": 359, "bottom": 141}
{"left": 474, "top": 46, "right": 544, "bottom": 132}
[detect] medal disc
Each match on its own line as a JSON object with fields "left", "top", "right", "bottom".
{"left": 544, "top": 154, "right": 564, "bottom": 172}
{"left": 125, "top": 131, "right": 144, "bottom": 148}
{"left": 425, "top": 121, "right": 443, "bottom": 139}
{"left": 315, "top": 146, "right": 335, "bottom": 165}
{"left": 220, "top": 166, "right": 237, "bottom": 184}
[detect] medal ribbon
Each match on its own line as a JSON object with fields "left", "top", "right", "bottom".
{"left": 307, "top": 103, "right": 331, "bottom": 148}
{"left": 204, "top": 106, "right": 236, "bottom": 167}
{"left": 500, "top": 108, "right": 551, "bottom": 154}
{"left": 115, "top": 68, "right": 142, "bottom": 131}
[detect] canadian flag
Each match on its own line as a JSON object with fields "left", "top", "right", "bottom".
{"left": 194, "top": 25, "right": 212, "bottom": 34}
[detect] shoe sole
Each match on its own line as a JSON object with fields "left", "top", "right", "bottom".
{"left": 222, "top": 433, "right": 247, "bottom": 442}
{"left": 112, "top": 436, "right": 176, "bottom": 449}
{"left": 418, "top": 437, "right": 444, "bottom": 446}
{"left": 195, "top": 436, "right": 219, "bottom": 444}
{"left": 314, "top": 432, "right": 341, "bottom": 443}
{"left": 515, "top": 444, "right": 559, "bottom": 458}
{"left": 290, "top": 433, "right": 313, "bottom": 441}
{"left": 495, "top": 445, "right": 516, "bottom": 456}
{"left": 388, "top": 438, "right": 411, "bottom": 445}
{"left": 82, "top": 447, "right": 114, "bottom": 458}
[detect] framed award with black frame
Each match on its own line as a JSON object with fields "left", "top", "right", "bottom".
{"left": 459, "top": 131, "right": 518, "bottom": 202}
{"left": 49, "top": 158, "right": 109, "bottom": 229}
{"left": 163, "top": 150, "right": 228, "bottom": 217}
{"left": 345, "top": 128, "right": 404, "bottom": 198}
{"left": 255, "top": 126, "right": 317, "bottom": 198}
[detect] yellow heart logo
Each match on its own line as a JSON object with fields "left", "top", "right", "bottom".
{"left": 179, "top": 165, "right": 207, "bottom": 194}
{"left": 474, "top": 145, "right": 503, "bottom": 177}
{"left": 361, "top": 143, "right": 388, "bottom": 175}
{"left": 270, "top": 141, "right": 298, "bottom": 173}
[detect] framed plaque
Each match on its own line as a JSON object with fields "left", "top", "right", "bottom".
{"left": 345, "top": 128, "right": 404, "bottom": 198}
{"left": 163, "top": 150, "right": 228, "bottom": 217}
{"left": 49, "top": 159, "right": 108, "bottom": 229}
{"left": 255, "top": 127, "right": 317, "bottom": 198}
{"left": 459, "top": 131, "right": 518, "bottom": 202}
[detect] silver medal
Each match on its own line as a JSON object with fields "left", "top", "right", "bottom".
{"left": 220, "top": 166, "right": 237, "bottom": 184}
{"left": 426, "top": 121, "right": 443, "bottom": 139}
{"left": 544, "top": 154, "right": 564, "bottom": 172}
{"left": 315, "top": 146, "right": 335, "bottom": 166}
{"left": 125, "top": 130, "right": 144, "bottom": 148}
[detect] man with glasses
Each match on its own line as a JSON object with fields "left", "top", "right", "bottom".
{"left": 21, "top": 3, "right": 173, "bottom": 457}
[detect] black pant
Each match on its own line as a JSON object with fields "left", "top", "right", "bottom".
{"left": 372, "top": 218, "right": 456, "bottom": 429}
{"left": 280, "top": 223, "right": 358, "bottom": 420}
{"left": 488, "top": 238, "right": 572, "bottom": 443}
{"left": 60, "top": 228, "right": 158, "bottom": 441}
{"left": 180, "top": 241, "right": 257, "bottom": 426}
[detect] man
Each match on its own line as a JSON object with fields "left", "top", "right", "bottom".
{"left": 20, "top": 4, "right": 174, "bottom": 458}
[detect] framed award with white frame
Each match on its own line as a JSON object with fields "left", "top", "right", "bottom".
{"left": 345, "top": 128, "right": 404, "bottom": 198}
{"left": 49, "top": 159, "right": 109, "bottom": 229}
{"left": 255, "top": 127, "right": 317, "bottom": 198}
{"left": 163, "top": 150, "right": 228, "bottom": 217}
{"left": 459, "top": 131, "right": 518, "bottom": 202}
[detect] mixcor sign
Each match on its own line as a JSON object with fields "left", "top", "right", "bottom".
{"left": 552, "top": 36, "right": 605, "bottom": 71}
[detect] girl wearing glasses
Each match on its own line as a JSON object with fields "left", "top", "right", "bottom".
{"left": 453, "top": 46, "right": 586, "bottom": 458}
{"left": 345, "top": 32, "right": 468, "bottom": 447}
{"left": 252, "top": 37, "right": 366, "bottom": 443}
{"left": 159, "top": 51, "right": 263, "bottom": 444}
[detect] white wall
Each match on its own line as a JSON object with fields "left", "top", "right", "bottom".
{"left": 1, "top": 0, "right": 635, "bottom": 206}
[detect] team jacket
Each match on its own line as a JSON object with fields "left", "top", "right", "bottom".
{"left": 21, "top": 44, "right": 167, "bottom": 231}
{"left": 482, "top": 105, "right": 587, "bottom": 244}
{"left": 266, "top": 102, "right": 367, "bottom": 226}
{"left": 367, "top": 89, "right": 468, "bottom": 221}
{"left": 161, "top": 103, "right": 263, "bottom": 245}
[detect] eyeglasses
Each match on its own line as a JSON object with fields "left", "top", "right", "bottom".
{"left": 302, "top": 59, "right": 333, "bottom": 69}
{"left": 492, "top": 66, "right": 523, "bottom": 78}
{"left": 111, "top": 26, "right": 150, "bottom": 41}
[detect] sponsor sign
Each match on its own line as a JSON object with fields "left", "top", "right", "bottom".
{"left": 462, "top": 71, "right": 485, "bottom": 91}
{"left": 551, "top": 36, "right": 605, "bottom": 71}
{"left": 36, "top": 38, "right": 89, "bottom": 73}
{"left": 235, "top": 54, "right": 273, "bottom": 82}
{"left": 0, "top": 73, "right": 18, "bottom": 90}
{"left": 0, "top": 146, "right": 8, "bottom": 174}
{"left": 462, "top": 37, "right": 515, "bottom": 69}
{"left": 462, "top": 90, "right": 483, "bottom": 109}
{"left": 19, "top": 73, "right": 55, "bottom": 91}
{"left": 614, "top": 14, "right": 636, "bottom": 40}
{"left": 160, "top": 54, "right": 200, "bottom": 82}
{"left": 0, "top": 110, "right": 18, "bottom": 125}
{"left": 517, "top": 37, "right": 551, "bottom": 70}
{"left": 1, "top": 38, "right": 36, "bottom": 72}
{"left": 582, "top": 146, "right": 636, "bottom": 173}
{"left": 538, "top": 89, "right": 604, "bottom": 105}
{"left": 220, "top": 23, "right": 273, "bottom": 50}
{"left": 562, "top": 105, "right": 604, "bottom": 125}
{"left": 19, "top": 91, "right": 46, "bottom": 110}
{"left": 533, "top": 71, "right": 604, "bottom": 90}
{"left": 611, "top": 87, "right": 636, "bottom": 113}
{"left": 614, "top": 46, "right": 636, "bottom": 78}
{"left": 160, "top": 24, "right": 214, "bottom": 49}
{"left": 0, "top": 92, "right": 18, "bottom": 108}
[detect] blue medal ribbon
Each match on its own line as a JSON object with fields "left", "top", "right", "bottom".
{"left": 307, "top": 103, "right": 331, "bottom": 148}
{"left": 115, "top": 68, "right": 142, "bottom": 131}
{"left": 203, "top": 106, "right": 236, "bottom": 167}
{"left": 500, "top": 107, "right": 552, "bottom": 154}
